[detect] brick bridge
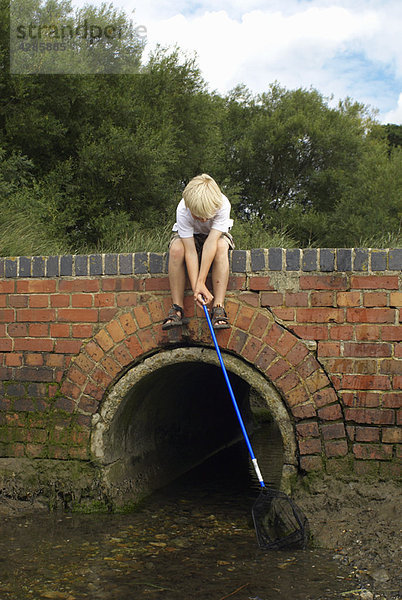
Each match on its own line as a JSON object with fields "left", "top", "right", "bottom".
{"left": 0, "top": 248, "right": 401, "bottom": 507}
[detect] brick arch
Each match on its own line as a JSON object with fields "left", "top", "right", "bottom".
{"left": 61, "top": 297, "right": 347, "bottom": 471}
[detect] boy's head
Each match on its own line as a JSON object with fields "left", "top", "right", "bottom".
{"left": 183, "top": 174, "right": 222, "bottom": 220}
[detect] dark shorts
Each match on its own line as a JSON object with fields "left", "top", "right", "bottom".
{"left": 169, "top": 231, "right": 235, "bottom": 261}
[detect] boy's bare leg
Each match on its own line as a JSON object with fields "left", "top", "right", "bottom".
{"left": 211, "top": 238, "right": 230, "bottom": 323}
{"left": 166, "top": 238, "right": 186, "bottom": 322}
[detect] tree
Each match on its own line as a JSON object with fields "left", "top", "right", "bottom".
{"left": 220, "top": 84, "right": 396, "bottom": 246}
{"left": 383, "top": 124, "right": 402, "bottom": 150}
{"left": 2, "top": 0, "right": 146, "bottom": 174}
{"left": 0, "top": 145, "right": 34, "bottom": 197}
{"left": 327, "top": 141, "right": 402, "bottom": 247}
{"left": 1, "top": 0, "right": 400, "bottom": 253}
{"left": 9, "top": 0, "right": 145, "bottom": 75}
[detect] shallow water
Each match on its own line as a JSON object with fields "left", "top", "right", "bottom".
{"left": 0, "top": 423, "right": 356, "bottom": 600}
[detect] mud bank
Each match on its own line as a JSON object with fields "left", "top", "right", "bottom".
{"left": 294, "top": 477, "right": 401, "bottom": 600}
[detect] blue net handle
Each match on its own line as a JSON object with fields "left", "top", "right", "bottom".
{"left": 203, "top": 304, "right": 265, "bottom": 489}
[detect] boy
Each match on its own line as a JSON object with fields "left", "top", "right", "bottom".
{"left": 162, "top": 173, "right": 234, "bottom": 330}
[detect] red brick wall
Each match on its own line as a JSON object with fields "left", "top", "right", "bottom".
{"left": 0, "top": 249, "right": 401, "bottom": 479}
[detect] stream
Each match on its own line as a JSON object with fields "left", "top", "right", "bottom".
{"left": 0, "top": 422, "right": 356, "bottom": 600}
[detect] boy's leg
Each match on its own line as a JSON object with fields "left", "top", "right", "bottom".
{"left": 165, "top": 237, "right": 186, "bottom": 324}
{"left": 211, "top": 237, "right": 230, "bottom": 323}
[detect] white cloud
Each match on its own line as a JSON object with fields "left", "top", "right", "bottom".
{"left": 141, "top": 5, "right": 380, "bottom": 92}
{"left": 70, "top": 0, "right": 402, "bottom": 123}
{"left": 382, "top": 93, "right": 402, "bottom": 124}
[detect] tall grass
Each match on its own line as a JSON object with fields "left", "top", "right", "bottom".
{"left": 0, "top": 210, "right": 400, "bottom": 257}
{"left": 0, "top": 209, "right": 69, "bottom": 257}
{"left": 84, "top": 224, "right": 174, "bottom": 254}
{"left": 231, "top": 220, "right": 298, "bottom": 249}
{"left": 357, "top": 229, "right": 402, "bottom": 249}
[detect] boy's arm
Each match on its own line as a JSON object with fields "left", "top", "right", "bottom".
{"left": 194, "top": 228, "right": 222, "bottom": 306}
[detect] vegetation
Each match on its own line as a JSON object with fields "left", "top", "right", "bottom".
{"left": 1, "top": 0, "right": 401, "bottom": 256}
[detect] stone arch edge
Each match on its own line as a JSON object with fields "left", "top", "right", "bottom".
{"left": 91, "top": 347, "right": 298, "bottom": 494}
{"left": 61, "top": 300, "right": 348, "bottom": 472}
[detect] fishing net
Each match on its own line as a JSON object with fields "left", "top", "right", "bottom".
{"left": 252, "top": 487, "right": 310, "bottom": 550}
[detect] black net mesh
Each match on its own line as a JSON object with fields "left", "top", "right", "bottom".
{"left": 252, "top": 487, "right": 310, "bottom": 550}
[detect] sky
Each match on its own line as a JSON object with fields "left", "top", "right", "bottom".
{"left": 70, "top": 0, "right": 402, "bottom": 124}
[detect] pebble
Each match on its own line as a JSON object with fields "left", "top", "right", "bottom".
{"left": 171, "top": 537, "right": 192, "bottom": 548}
{"left": 370, "top": 569, "right": 390, "bottom": 583}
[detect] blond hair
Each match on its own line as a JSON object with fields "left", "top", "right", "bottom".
{"left": 183, "top": 174, "right": 222, "bottom": 219}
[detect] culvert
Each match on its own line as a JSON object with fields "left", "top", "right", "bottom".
{"left": 91, "top": 347, "right": 298, "bottom": 504}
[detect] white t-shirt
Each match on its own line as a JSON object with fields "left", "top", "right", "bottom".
{"left": 172, "top": 194, "right": 233, "bottom": 238}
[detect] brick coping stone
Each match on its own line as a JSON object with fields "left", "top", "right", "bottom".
{"left": 1, "top": 248, "right": 401, "bottom": 278}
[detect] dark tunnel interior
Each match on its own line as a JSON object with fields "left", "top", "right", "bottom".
{"left": 100, "top": 360, "right": 283, "bottom": 500}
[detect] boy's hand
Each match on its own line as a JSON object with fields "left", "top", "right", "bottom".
{"left": 194, "top": 282, "right": 213, "bottom": 308}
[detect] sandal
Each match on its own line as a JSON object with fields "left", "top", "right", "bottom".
{"left": 162, "top": 304, "right": 185, "bottom": 330}
{"left": 211, "top": 305, "right": 230, "bottom": 330}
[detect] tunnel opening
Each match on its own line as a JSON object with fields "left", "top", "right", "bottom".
{"left": 92, "top": 347, "right": 297, "bottom": 506}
